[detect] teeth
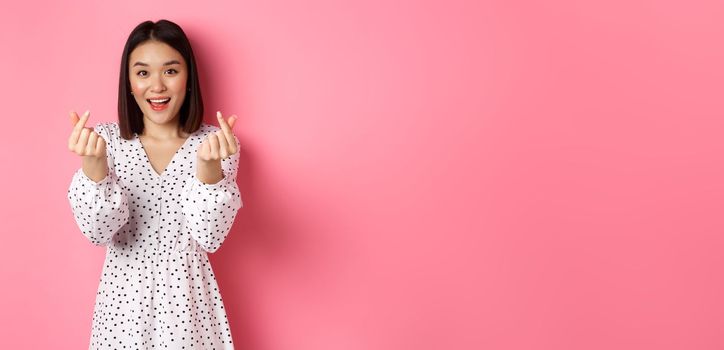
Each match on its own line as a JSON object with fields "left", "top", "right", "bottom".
{"left": 149, "top": 98, "right": 170, "bottom": 103}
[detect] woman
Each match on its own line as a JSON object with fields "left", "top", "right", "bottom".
{"left": 66, "top": 19, "right": 242, "bottom": 349}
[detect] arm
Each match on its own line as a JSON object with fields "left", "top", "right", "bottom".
{"left": 67, "top": 123, "right": 129, "bottom": 246}
{"left": 181, "top": 135, "right": 243, "bottom": 253}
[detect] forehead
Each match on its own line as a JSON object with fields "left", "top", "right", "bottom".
{"left": 129, "top": 40, "right": 185, "bottom": 66}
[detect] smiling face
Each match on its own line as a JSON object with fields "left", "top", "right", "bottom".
{"left": 128, "top": 40, "right": 188, "bottom": 126}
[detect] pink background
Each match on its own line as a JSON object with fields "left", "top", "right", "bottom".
{"left": 1, "top": 0, "right": 722, "bottom": 349}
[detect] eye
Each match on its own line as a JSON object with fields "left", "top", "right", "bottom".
{"left": 136, "top": 70, "right": 147, "bottom": 77}
{"left": 165, "top": 69, "right": 178, "bottom": 75}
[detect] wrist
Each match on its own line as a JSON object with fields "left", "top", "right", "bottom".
{"left": 196, "top": 158, "right": 224, "bottom": 184}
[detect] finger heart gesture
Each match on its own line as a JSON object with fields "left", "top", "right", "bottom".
{"left": 68, "top": 110, "right": 107, "bottom": 158}
{"left": 197, "top": 111, "right": 238, "bottom": 161}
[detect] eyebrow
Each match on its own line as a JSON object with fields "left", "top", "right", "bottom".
{"left": 132, "top": 60, "right": 181, "bottom": 67}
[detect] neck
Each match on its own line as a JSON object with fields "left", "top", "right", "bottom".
{"left": 140, "top": 115, "right": 188, "bottom": 140}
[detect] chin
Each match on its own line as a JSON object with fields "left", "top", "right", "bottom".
{"left": 143, "top": 107, "right": 181, "bottom": 123}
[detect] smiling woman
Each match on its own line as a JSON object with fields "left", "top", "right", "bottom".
{"left": 130, "top": 47, "right": 186, "bottom": 122}
{"left": 66, "top": 19, "right": 242, "bottom": 350}
{"left": 118, "top": 20, "right": 204, "bottom": 138}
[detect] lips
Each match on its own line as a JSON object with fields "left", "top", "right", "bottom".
{"left": 147, "top": 97, "right": 171, "bottom": 111}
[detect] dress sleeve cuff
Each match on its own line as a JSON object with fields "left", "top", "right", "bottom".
{"left": 75, "top": 168, "right": 111, "bottom": 187}
{"left": 188, "top": 171, "right": 230, "bottom": 191}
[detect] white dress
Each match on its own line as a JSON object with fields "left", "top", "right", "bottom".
{"left": 67, "top": 122, "right": 243, "bottom": 349}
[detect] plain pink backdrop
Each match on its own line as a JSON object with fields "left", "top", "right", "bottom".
{"left": 1, "top": 0, "right": 723, "bottom": 349}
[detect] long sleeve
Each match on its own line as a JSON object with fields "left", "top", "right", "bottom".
{"left": 67, "top": 123, "right": 129, "bottom": 246}
{"left": 181, "top": 135, "right": 244, "bottom": 253}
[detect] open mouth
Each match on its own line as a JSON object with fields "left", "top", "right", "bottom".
{"left": 147, "top": 97, "right": 171, "bottom": 111}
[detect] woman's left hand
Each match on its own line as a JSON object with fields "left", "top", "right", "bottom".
{"left": 195, "top": 111, "right": 238, "bottom": 184}
{"left": 198, "top": 111, "right": 238, "bottom": 161}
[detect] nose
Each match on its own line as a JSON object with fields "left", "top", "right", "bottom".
{"left": 150, "top": 73, "right": 166, "bottom": 93}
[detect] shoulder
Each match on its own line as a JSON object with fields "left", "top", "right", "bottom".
{"left": 198, "top": 122, "right": 217, "bottom": 134}
{"left": 90, "top": 122, "right": 121, "bottom": 157}
{"left": 92, "top": 122, "right": 123, "bottom": 151}
{"left": 93, "top": 121, "right": 120, "bottom": 140}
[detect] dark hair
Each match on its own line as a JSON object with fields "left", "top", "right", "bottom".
{"left": 117, "top": 19, "right": 204, "bottom": 140}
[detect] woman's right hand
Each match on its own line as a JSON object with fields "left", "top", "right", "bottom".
{"left": 68, "top": 110, "right": 106, "bottom": 158}
{"left": 68, "top": 110, "right": 108, "bottom": 182}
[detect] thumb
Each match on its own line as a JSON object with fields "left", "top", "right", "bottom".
{"left": 228, "top": 115, "right": 238, "bottom": 129}
{"left": 69, "top": 111, "right": 79, "bottom": 126}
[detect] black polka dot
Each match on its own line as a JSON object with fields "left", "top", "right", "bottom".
{"left": 67, "top": 122, "right": 243, "bottom": 348}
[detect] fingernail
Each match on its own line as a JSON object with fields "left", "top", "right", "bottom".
{"left": 217, "top": 111, "right": 222, "bottom": 118}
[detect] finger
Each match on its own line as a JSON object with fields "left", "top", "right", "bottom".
{"left": 73, "top": 110, "right": 90, "bottom": 131}
{"left": 216, "top": 111, "right": 238, "bottom": 154}
{"left": 196, "top": 138, "right": 204, "bottom": 156}
{"left": 94, "top": 133, "right": 106, "bottom": 157}
{"left": 76, "top": 128, "right": 91, "bottom": 154}
{"left": 208, "top": 133, "right": 220, "bottom": 160}
{"left": 69, "top": 110, "right": 79, "bottom": 126}
{"left": 228, "top": 115, "right": 238, "bottom": 129}
{"left": 198, "top": 138, "right": 211, "bottom": 161}
{"left": 215, "top": 113, "right": 232, "bottom": 153}
{"left": 215, "top": 130, "right": 229, "bottom": 159}
{"left": 229, "top": 116, "right": 238, "bottom": 152}
{"left": 68, "top": 111, "right": 80, "bottom": 151}
{"left": 227, "top": 116, "right": 239, "bottom": 152}
{"left": 86, "top": 132, "right": 98, "bottom": 155}
{"left": 69, "top": 110, "right": 90, "bottom": 146}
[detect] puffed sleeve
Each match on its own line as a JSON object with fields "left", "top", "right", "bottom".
{"left": 67, "top": 122, "right": 130, "bottom": 246}
{"left": 181, "top": 133, "right": 243, "bottom": 253}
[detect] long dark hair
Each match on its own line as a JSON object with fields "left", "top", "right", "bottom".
{"left": 117, "top": 19, "right": 204, "bottom": 140}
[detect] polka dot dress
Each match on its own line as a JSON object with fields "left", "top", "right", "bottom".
{"left": 67, "top": 122, "right": 243, "bottom": 349}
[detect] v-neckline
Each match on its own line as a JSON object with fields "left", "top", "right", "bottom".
{"left": 135, "top": 131, "right": 196, "bottom": 178}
